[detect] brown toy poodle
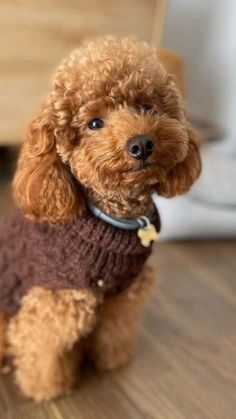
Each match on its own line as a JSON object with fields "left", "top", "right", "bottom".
{"left": 0, "top": 37, "right": 201, "bottom": 401}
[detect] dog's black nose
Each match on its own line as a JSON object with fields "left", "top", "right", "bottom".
{"left": 126, "top": 135, "right": 154, "bottom": 161}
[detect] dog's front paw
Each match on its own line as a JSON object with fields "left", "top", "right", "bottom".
{"left": 14, "top": 350, "right": 80, "bottom": 402}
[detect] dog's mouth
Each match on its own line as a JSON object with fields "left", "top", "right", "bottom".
{"left": 126, "top": 161, "right": 156, "bottom": 174}
{"left": 122, "top": 160, "right": 164, "bottom": 187}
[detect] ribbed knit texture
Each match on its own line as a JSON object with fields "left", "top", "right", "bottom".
{"left": 0, "top": 209, "right": 160, "bottom": 315}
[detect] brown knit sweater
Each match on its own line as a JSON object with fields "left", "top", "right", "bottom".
{"left": 0, "top": 209, "right": 160, "bottom": 315}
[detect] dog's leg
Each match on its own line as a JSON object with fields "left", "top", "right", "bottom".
{"left": 86, "top": 264, "right": 155, "bottom": 370}
{"left": 8, "top": 287, "right": 98, "bottom": 402}
{"left": 0, "top": 310, "right": 8, "bottom": 369}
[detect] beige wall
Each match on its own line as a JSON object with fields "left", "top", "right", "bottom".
{"left": 0, "top": 0, "right": 166, "bottom": 145}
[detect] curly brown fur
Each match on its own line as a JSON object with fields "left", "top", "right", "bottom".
{"left": 86, "top": 265, "right": 155, "bottom": 370}
{"left": 0, "top": 37, "right": 201, "bottom": 401}
{"left": 7, "top": 288, "right": 98, "bottom": 401}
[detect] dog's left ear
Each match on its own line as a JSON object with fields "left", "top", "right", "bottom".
{"left": 156, "top": 125, "right": 201, "bottom": 197}
{"left": 156, "top": 49, "right": 201, "bottom": 197}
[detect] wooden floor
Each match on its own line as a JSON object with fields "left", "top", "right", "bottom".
{"left": 0, "top": 179, "right": 236, "bottom": 419}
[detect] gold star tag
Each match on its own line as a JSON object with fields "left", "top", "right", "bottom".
{"left": 137, "top": 223, "right": 159, "bottom": 247}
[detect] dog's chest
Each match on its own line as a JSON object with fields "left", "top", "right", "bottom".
{"left": 0, "top": 210, "right": 160, "bottom": 315}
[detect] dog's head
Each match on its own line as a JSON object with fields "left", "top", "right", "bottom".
{"left": 14, "top": 38, "right": 201, "bottom": 223}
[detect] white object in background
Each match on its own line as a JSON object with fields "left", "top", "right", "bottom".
{"left": 155, "top": 194, "right": 236, "bottom": 240}
{"left": 160, "top": 1, "right": 236, "bottom": 239}
{"left": 152, "top": 138, "right": 236, "bottom": 240}
{"left": 191, "top": 138, "right": 236, "bottom": 207}
{"left": 164, "top": 0, "right": 236, "bottom": 143}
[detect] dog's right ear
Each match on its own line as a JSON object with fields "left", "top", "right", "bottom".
{"left": 13, "top": 103, "right": 84, "bottom": 223}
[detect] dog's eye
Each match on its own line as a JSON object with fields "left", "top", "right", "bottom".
{"left": 88, "top": 118, "right": 104, "bottom": 130}
{"left": 137, "top": 104, "right": 153, "bottom": 113}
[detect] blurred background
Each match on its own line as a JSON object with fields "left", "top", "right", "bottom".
{"left": 159, "top": 0, "right": 236, "bottom": 239}
{"left": 0, "top": 0, "right": 235, "bottom": 239}
{"left": 0, "top": 2, "right": 235, "bottom": 418}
